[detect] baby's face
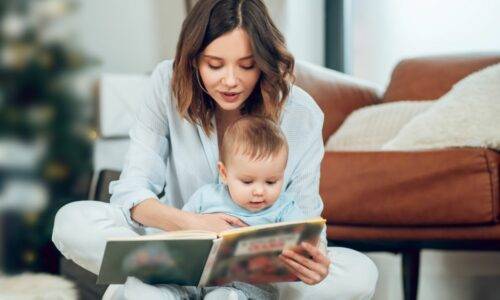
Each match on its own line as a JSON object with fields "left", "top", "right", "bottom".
{"left": 219, "top": 148, "right": 287, "bottom": 212}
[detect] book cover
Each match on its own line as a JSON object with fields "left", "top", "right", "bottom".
{"left": 97, "top": 217, "right": 325, "bottom": 287}
{"left": 97, "top": 238, "right": 214, "bottom": 285}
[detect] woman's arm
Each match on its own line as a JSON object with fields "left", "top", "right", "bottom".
{"left": 280, "top": 89, "right": 330, "bottom": 284}
{"left": 132, "top": 193, "right": 247, "bottom": 232}
{"left": 280, "top": 129, "right": 330, "bottom": 284}
{"left": 131, "top": 198, "right": 194, "bottom": 230}
{"left": 110, "top": 61, "right": 246, "bottom": 232}
{"left": 108, "top": 63, "right": 172, "bottom": 230}
{"left": 108, "top": 62, "right": 173, "bottom": 229}
{"left": 108, "top": 61, "right": 216, "bottom": 232}
{"left": 132, "top": 198, "right": 246, "bottom": 232}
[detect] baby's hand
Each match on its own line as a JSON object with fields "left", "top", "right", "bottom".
{"left": 188, "top": 213, "right": 248, "bottom": 232}
{"left": 214, "top": 213, "right": 248, "bottom": 228}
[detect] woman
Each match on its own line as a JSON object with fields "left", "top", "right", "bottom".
{"left": 52, "top": 0, "right": 378, "bottom": 299}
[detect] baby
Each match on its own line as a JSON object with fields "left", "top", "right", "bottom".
{"left": 183, "top": 115, "right": 305, "bottom": 225}
{"left": 181, "top": 115, "right": 306, "bottom": 300}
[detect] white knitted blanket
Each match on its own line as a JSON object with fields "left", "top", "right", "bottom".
{"left": 383, "top": 63, "right": 500, "bottom": 151}
{"left": 0, "top": 273, "right": 77, "bottom": 300}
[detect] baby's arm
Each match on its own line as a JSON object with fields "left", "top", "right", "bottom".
{"left": 182, "top": 185, "right": 248, "bottom": 229}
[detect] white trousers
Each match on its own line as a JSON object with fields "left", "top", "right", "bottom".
{"left": 52, "top": 201, "right": 378, "bottom": 300}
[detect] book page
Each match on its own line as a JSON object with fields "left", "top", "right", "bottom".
{"left": 198, "top": 238, "right": 223, "bottom": 287}
{"left": 220, "top": 217, "right": 324, "bottom": 236}
{"left": 107, "top": 230, "right": 217, "bottom": 241}
{"left": 205, "top": 218, "right": 325, "bottom": 286}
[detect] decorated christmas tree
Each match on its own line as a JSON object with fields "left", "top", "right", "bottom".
{"left": 0, "top": 0, "right": 95, "bottom": 273}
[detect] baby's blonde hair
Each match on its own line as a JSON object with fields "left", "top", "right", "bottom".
{"left": 220, "top": 116, "right": 288, "bottom": 164}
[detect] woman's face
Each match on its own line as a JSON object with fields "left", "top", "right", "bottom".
{"left": 198, "top": 28, "right": 261, "bottom": 112}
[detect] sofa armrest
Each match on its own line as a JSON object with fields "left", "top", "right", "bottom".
{"left": 320, "top": 148, "right": 499, "bottom": 226}
{"left": 383, "top": 53, "right": 500, "bottom": 102}
{"left": 294, "top": 61, "right": 381, "bottom": 142}
{"left": 91, "top": 169, "right": 165, "bottom": 203}
{"left": 91, "top": 170, "right": 121, "bottom": 203}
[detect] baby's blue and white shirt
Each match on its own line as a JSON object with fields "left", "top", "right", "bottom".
{"left": 182, "top": 183, "right": 306, "bottom": 226}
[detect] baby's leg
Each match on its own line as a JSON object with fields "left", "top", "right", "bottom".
{"left": 203, "top": 282, "right": 278, "bottom": 300}
{"left": 53, "top": 201, "right": 200, "bottom": 300}
{"left": 203, "top": 287, "right": 247, "bottom": 300}
{"left": 122, "top": 277, "right": 200, "bottom": 300}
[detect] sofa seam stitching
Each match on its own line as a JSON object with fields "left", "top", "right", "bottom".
{"left": 483, "top": 150, "right": 498, "bottom": 223}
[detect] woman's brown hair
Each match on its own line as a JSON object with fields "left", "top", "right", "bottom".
{"left": 172, "top": 0, "right": 295, "bottom": 134}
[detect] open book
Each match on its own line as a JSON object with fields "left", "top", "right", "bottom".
{"left": 97, "top": 217, "right": 325, "bottom": 287}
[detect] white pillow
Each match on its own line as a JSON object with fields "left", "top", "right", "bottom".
{"left": 383, "top": 63, "right": 500, "bottom": 151}
{"left": 325, "top": 101, "right": 433, "bottom": 151}
{"left": 99, "top": 74, "right": 150, "bottom": 138}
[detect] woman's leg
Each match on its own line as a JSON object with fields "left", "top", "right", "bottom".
{"left": 52, "top": 200, "right": 143, "bottom": 274}
{"left": 107, "top": 247, "right": 377, "bottom": 300}
{"left": 275, "top": 247, "right": 378, "bottom": 300}
{"left": 53, "top": 203, "right": 378, "bottom": 299}
{"left": 53, "top": 201, "right": 196, "bottom": 300}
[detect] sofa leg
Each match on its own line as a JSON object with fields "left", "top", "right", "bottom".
{"left": 402, "top": 249, "right": 420, "bottom": 300}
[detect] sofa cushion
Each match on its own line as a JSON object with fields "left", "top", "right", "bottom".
{"left": 327, "top": 223, "right": 500, "bottom": 241}
{"left": 99, "top": 74, "right": 150, "bottom": 138}
{"left": 93, "top": 139, "right": 129, "bottom": 173}
{"left": 383, "top": 63, "right": 500, "bottom": 151}
{"left": 383, "top": 54, "right": 500, "bottom": 102}
{"left": 320, "top": 149, "right": 499, "bottom": 226}
{"left": 325, "top": 101, "right": 432, "bottom": 151}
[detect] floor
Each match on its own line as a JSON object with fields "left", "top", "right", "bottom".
{"left": 368, "top": 250, "right": 500, "bottom": 300}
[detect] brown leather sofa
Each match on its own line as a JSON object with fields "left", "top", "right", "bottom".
{"left": 60, "top": 54, "right": 500, "bottom": 300}
{"left": 295, "top": 53, "right": 500, "bottom": 300}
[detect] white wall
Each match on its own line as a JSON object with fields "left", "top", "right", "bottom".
{"left": 73, "top": 0, "right": 185, "bottom": 73}
{"left": 276, "top": 0, "right": 325, "bottom": 66}
{"left": 74, "top": 0, "right": 324, "bottom": 73}
{"left": 349, "top": 0, "right": 500, "bottom": 87}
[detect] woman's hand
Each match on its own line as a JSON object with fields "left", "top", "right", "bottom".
{"left": 187, "top": 212, "right": 248, "bottom": 232}
{"left": 279, "top": 242, "right": 331, "bottom": 285}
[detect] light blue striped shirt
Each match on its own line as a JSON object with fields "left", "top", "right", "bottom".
{"left": 109, "top": 60, "right": 325, "bottom": 241}
{"left": 182, "top": 183, "right": 306, "bottom": 226}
